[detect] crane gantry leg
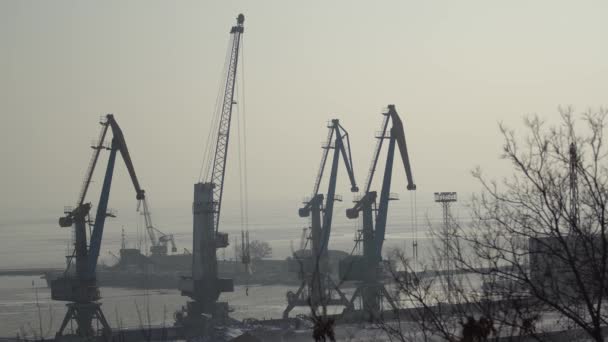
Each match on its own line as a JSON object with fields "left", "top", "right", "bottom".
{"left": 56, "top": 302, "right": 111, "bottom": 339}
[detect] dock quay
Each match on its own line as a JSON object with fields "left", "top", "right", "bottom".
{"left": 0, "top": 268, "right": 62, "bottom": 277}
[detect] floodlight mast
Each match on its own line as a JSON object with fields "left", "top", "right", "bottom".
{"left": 435, "top": 191, "right": 457, "bottom": 301}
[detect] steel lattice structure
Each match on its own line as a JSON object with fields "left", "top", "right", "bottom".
{"left": 209, "top": 16, "right": 244, "bottom": 233}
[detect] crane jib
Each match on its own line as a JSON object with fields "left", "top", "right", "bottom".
{"left": 315, "top": 121, "right": 358, "bottom": 254}
{"left": 77, "top": 122, "right": 110, "bottom": 207}
{"left": 374, "top": 135, "right": 396, "bottom": 258}
{"left": 107, "top": 115, "right": 145, "bottom": 199}
{"left": 208, "top": 19, "right": 244, "bottom": 233}
{"left": 388, "top": 107, "right": 416, "bottom": 191}
{"left": 319, "top": 134, "right": 342, "bottom": 253}
{"left": 86, "top": 140, "right": 118, "bottom": 278}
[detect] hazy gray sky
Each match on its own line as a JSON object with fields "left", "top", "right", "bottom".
{"left": 1, "top": 1, "right": 607, "bottom": 222}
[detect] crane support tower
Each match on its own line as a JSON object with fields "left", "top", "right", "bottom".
{"left": 53, "top": 114, "right": 147, "bottom": 339}
{"left": 177, "top": 14, "right": 244, "bottom": 330}
{"left": 283, "top": 119, "right": 359, "bottom": 318}
{"left": 340, "top": 105, "right": 416, "bottom": 320}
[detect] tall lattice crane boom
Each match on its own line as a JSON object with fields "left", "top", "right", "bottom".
{"left": 208, "top": 14, "right": 245, "bottom": 233}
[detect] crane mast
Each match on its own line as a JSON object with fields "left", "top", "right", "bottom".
{"left": 284, "top": 119, "right": 358, "bottom": 318}
{"left": 177, "top": 14, "right": 243, "bottom": 330}
{"left": 341, "top": 104, "right": 416, "bottom": 319}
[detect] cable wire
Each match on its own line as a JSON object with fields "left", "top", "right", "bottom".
{"left": 198, "top": 35, "right": 233, "bottom": 181}
{"left": 241, "top": 36, "right": 249, "bottom": 233}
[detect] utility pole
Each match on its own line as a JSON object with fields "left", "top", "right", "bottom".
{"left": 434, "top": 192, "right": 457, "bottom": 302}
{"left": 33, "top": 280, "right": 43, "bottom": 339}
{"left": 121, "top": 226, "right": 126, "bottom": 250}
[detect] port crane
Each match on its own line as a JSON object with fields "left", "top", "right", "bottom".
{"left": 140, "top": 197, "right": 178, "bottom": 257}
{"left": 339, "top": 104, "right": 416, "bottom": 319}
{"left": 177, "top": 14, "right": 244, "bottom": 329}
{"left": 52, "top": 114, "right": 146, "bottom": 339}
{"left": 283, "top": 119, "right": 359, "bottom": 318}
